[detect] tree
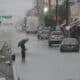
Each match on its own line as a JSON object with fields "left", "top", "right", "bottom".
{"left": 44, "top": 0, "right": 67, "bottom": 28}
{"left": 44, "top": 12, "right": 56, "bottom": 29}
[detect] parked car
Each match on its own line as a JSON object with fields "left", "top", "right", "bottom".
{"left": 48, "top": 31, "right": 64, "bottom": 46}
{"left": 37, "top": 27, "right": 49, "bottom": 40}
{"left": 60, "top": 38, "right": 79, "bottom": 52}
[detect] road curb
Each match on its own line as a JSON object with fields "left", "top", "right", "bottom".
{"left": 12, "top": 63, "right": 18, "bottom": 80}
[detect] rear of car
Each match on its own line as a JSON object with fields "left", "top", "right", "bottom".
{"left": 60, "top": 38, "right": 79, "bottom": 52}
{"left": 37, "top": 28, "right": 49, "bottom": 40}
{"left": 48, "top": 31, "right": 64, "bottom": 46}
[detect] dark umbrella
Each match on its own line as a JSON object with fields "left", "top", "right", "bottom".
{"left": 18, "top": 38, "right": 29, "bottom": 47}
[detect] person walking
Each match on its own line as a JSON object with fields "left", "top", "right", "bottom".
{"left": 20, "top": 44, "right": 26, "bottom": 61}
{"left": 18, "top": 38, "right": 29, "bottom": 61}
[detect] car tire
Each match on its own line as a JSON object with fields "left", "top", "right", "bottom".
{"left": 38, "top": 35, "right": 40, "bottom": 40}
{"left": 76, "top": 49, "right": 79, "bottom": 52}
{"left": 40, "top": 37, "right": 43, "bottom": 40}
{"left": 49, "top": 43, "right": 52, "bottom": 47}
{"left": 60, "top": 48, "right": 64, "bottom": 52}
{"left": 37, "top": 37, "right": 39, "bottom": 40}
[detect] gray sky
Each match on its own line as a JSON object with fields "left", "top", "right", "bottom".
{"left": 0, "top": 0, "right": 34, "bottom": 17}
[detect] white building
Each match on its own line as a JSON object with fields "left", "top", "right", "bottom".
{"left": 70, "top": 0, "right": 80, "bottom": 20}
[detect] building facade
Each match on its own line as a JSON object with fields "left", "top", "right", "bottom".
{"left": 70, "top": 0, "right": 80, "bottom": 21}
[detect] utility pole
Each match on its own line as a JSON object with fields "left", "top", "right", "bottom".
{"left": 56, "top": 0, "right": 58, "bottom": 26}
{"left": 66, "top": 0, "right": 71, "bottom": 37}
{"left": 66, "top": 0, "right": 70, "bottom": 25}
{"left": 48, "top": 0, "right": 51, "bottom": 12}
{"left": 36, "top": 0, "right": 39, "bottom": 15}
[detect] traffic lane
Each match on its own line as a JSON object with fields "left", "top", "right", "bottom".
{"left": 26, "top": 35, "right": 79, "bottom": 56}
{"left": 26, "top": 35, "right": 80, "bottom": 80}
{"left": 16, "top": 35, "right": 80, "bottom": 80}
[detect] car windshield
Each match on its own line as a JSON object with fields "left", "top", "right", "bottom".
{"left": 38, "top": 30, "right": 49, "bottom": 34}
{"left": 51, "top": 31, "right": 63, "bottom": 35}
{"left": 63, "top": 38, "right": 78, "bottom": 44}
{"left": 42, "top": 31, "right": 48, "bottom": 34}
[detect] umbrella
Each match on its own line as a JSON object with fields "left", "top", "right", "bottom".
{"left": 18, "top": 38, "right": 29, "bottom": 47}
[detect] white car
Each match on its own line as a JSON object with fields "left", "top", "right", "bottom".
{"left": 37, "top": 27, "right": 49, "bottom": 40}
{"left": 48, "top": 31, "right": 64, "bottom": 46}
{"left": 60, "top": 38, "right": 79, "bottom": 52}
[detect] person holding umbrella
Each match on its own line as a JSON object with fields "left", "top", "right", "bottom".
{"left": 18, "top": 38, "right": 29, "bottom": 61}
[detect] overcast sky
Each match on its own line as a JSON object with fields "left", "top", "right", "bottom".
{"left": 0, "top": 0, "right": 34, "bottom": 17}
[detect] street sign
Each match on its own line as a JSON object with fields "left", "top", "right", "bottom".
{"left": 0, "top": 16, "right": 13, "bottom": 21}
{"left": 2, "top": 16, "right": 12, "bottom": 19}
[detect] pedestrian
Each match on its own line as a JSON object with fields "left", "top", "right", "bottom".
{"left": 18, "top": 38, "right": 29, "bottom": 62}
{"left": 20, "top": 44, "right": 26, "bottom": 61}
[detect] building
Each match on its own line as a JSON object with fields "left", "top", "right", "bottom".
{"left": 77, "top": 0, "right": 80, "bottom": 17}
{"left": 70, "top": 0, "right": 80, "bottom": 20}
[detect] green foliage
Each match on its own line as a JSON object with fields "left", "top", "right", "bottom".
{"left": 44, "top": 0, "right": 67, "bottom": 27}
{"left": 44, "top": 12, "right": 56, "bottom": 27}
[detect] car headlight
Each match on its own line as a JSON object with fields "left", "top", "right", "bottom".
{"left": 51, "top": 36, "right": 55, "bottom": 38}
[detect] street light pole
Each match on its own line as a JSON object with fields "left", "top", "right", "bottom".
{"left": 36, "top": 0, "right": 39, "bottom": 15}
{"left": 66, "top": 0, "right": 71, "bottom": 37}
{"left": 56, "top": 0, "right": 58, "bottom": 26}
{"left": 48, "top": 0, "right": 51, "bottom": 12}
{"left": 66, "top": 0, "right": 70, "bottom": 25}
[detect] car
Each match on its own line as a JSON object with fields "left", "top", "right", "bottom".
{"left": 60, "top": 38, "right": 79, "bottom": 52}
{"left": 37, "top": 27, "right": 49, "bottom": 40}
{"left": 48, "top": 31, "right": 64, "bottom": 46}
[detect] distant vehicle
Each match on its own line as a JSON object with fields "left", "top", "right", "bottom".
{"left": 60, "top": 38, "right": 79, "bottom": 52}
{"left": 48, "top": 31, "right": 64, "bottom": 46}
{"left": 37, "top": 27, "right": 49, "bottom": 40}
{"left": 26, "top": 16, "right": 39, "bottom": 33}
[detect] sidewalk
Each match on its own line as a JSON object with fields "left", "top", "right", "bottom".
{"left": 0, "top": 25, "right": 28, "bottom": 80}
{"left": 0, "top": 41, "right": 14, "bottom": 80}
{"left": 10, "top": 28, "right": 28, "bottom": 79}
